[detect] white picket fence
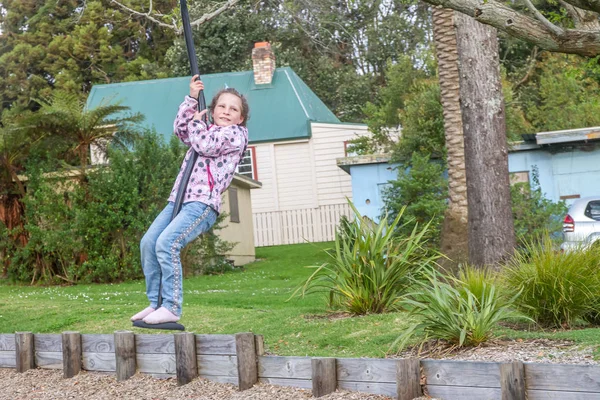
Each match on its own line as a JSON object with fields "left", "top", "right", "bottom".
{"left": 253, "top": 204, "right": 353, "bottom": 247}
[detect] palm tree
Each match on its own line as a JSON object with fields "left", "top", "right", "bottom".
{"left": 23, "top": 91, "right": 144, "bottom": 179}
{"left": 432, "top": 8, "right": 469, "bottom": 268}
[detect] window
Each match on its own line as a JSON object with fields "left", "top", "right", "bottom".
{"left": 585, "top": 201, "right": 600, "bottom": 221}
{"left": 229, "top": 187, "right": 240, "bottom": 223}
{"left": 236, "top": 146, "right": 257, "bottom": 180}
{"left": 344, "top": 141, "right": 358, "bottom": 157}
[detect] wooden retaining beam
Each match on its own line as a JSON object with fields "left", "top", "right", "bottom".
{"left": 235, "top": 332, "right": 258, "bottom": 390}
{"left": 396, "top": 358, "right": 421, "bottom": 400}
{"left": 4, "top": 332, "right": 600, "bottom": 399}
{"left": 500, "top": 361, "right": 526, "bottom": 400}
{"left": 62, "top": 331, "right": 82, "bottom": 378}
{"left": 114, "top": 331, "right": 135, "bottom": 381}
{"left": 35, "top": 333, "right": 62, "bottom": 369}
{"left": 312, "top": 357, "right": 337, "bottom": 397}
{"left": 0, "top": 334, "right": 16, "bottom": 368}
{"left": 15, "top": 332, "right": 34, "bottom": 373}
{"left": 175, "top": 332, "right": 197, "bottom": 385}
{"left": 0, "top": 332, "right": 244, "bottom": 387}
{"left": 196, "top": 334, "right": 238, "bottom": 384}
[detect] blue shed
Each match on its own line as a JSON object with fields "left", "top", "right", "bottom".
{"left": 338, "top": 127, "right": 600, "bottom": 222}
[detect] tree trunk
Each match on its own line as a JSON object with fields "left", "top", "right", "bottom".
{"left": 432, "top": 7, "right": 469, "bottom": 270}
{"left": 0, "top": 194, "right": 27, "bottom": 278}
{"left": 455, "top": 13, "right": 516, "bottom": 267}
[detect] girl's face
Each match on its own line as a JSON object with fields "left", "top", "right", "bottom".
{"left": 213, "top": 93, "right": 244, "bottom": 127}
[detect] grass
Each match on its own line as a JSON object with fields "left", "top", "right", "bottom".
{"left": 0, "top": 242, "right": 405, "bottom": 358}
{"left": 2, "top": 241, "right": 600, "bottom": 358}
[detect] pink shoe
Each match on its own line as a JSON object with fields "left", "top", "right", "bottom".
{"left": 130, "top": 306, "right": 155, "bottom": 321}
{"left": 143, "top": 307, "right": 180, "bottom": 324}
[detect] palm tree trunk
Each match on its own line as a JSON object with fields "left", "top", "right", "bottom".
{"left": 432, "top": 8, "right": 469, "bottom": 270}
{"left": 78, "top": 144, "right": 88, "bottom": 182}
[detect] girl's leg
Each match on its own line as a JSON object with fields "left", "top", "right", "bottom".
{"left": 144, "top": 202, "right": 217, "bottom": 324}
{"left": 137, "top": 203, "right": 175, "bottom": 313}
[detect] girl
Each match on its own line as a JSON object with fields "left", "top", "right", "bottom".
{"left": 131, "top": 75, "right": 249, "bottom": 324}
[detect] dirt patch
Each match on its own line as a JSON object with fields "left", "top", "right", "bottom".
{"left": 303, "top": 312, "right": 355, "bottom": 321}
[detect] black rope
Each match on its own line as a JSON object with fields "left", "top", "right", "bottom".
{"left": 156, "top": 0, "right": 207, "bottom": 310}
{"left": 171, "top": 0, "right": 208, "bottom": 221}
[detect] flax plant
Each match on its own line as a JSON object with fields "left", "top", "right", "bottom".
{"left": 394, "top": 273, "right": 524, "bottom": 351}
{"left": 292, "top": 201, "right": 439, "bottom": 315}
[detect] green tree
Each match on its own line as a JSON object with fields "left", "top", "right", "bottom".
{"left": 0, "top": 0, "right": 174, "bottom": 113}
{"left": 522, "top": 53, "right": 600, "bottom": 131}
{"left": 381, "top": 153, "right": 448, "bottom": 244}
{"left": 165, "top": 0, "right": 432, "bottom": 122}
{"left": 19, "top": 91, "right": 143, "bottom": 177}
{"left": 355, "top": 56, "right": 435, "bottom": 155}
{"left": 393, "top": 79, "right": 446, "bottom": 161}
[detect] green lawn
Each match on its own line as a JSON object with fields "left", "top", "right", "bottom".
{"left": 0, "top": 242, "right": 406, "bottom": 358}
{"left": 2, "top": 242, "right": 600, "bottom": 358}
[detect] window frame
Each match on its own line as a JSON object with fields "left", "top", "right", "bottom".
{"left": 236, "top": 146, "right": 258, "bottom": 180}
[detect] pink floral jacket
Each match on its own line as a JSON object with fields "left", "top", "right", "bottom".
{"left": 168, "top": 96, "right": 249, "bottom": 214}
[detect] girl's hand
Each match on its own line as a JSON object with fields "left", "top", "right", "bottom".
{"left": 193, "top": 109, "right": 208, "bottom": 122}
{"left": 189, "top": 75, "right": 204, "bottom": 99}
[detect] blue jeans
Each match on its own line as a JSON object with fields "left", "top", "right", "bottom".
{"left": 140, "top": 201, "right": 217, "bottom": 316}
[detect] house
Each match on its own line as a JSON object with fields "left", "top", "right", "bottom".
{"left": 337, "top": 126, "right": 600, "bottom": 222}
{"left": 86, "top": 42, "right": 370, "bottom": 248}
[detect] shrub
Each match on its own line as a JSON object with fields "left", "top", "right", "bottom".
{"left": 14, "top": 163, "right": 82, "bottom": 283}
{"left": 292, "top": 201, "right": 439, "bottom": 315}
{"left": 381, "top": 152, "right": 447, "bottom": 246}
{"left": 182, "top": 211, "right": 237, "bottom": 276}
{"left": 502, "top": 236, "right": 600, "bottom": 327}
{"left": 456, "top": 265, "right": 499, "bottom": 302}
{"left": 395, "top": 271, "right": 523, "bottom": 350}
{"left": 7, "top": 130, "right": 237, "bottom": 283}
{"left": 511, "top": 167, "right": 567, "bottom": 248}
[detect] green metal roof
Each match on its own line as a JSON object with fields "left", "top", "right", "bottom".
{"left": 86, "top": 67, "right": 340, "bottom": 144}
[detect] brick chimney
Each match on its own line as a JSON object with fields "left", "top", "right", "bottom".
{"left": 252, "top": 42, "right": 276, "bottom": 85}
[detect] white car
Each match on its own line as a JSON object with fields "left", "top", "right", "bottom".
{"left": 561, "top": 196, "right": 600, "bottom": 252}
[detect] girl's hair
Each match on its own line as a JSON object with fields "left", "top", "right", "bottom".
{"left": 208, "top": 88, "right": 250, "bottom": 127}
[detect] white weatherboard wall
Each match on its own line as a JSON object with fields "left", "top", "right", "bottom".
{"left": 251, "top": 123, "right": 369, "bottom": 246}
{"left": 250, "top": 144, "right": 277, "bottom": 213}
{"left": 312, "top": 123, "right": 367, "bottom": 206}
{"left": 274, "top": 141, "right": 317, "bottom": 210}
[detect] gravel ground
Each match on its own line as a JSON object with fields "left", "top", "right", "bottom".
{"left": 0, "top": 339, "right": 597, "bottom": 400}
{"left": 0, "top": 369, "right": 392, "bottom": 400}
{"left": 398, "top": 338, "right": 598, "bottom": 365}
